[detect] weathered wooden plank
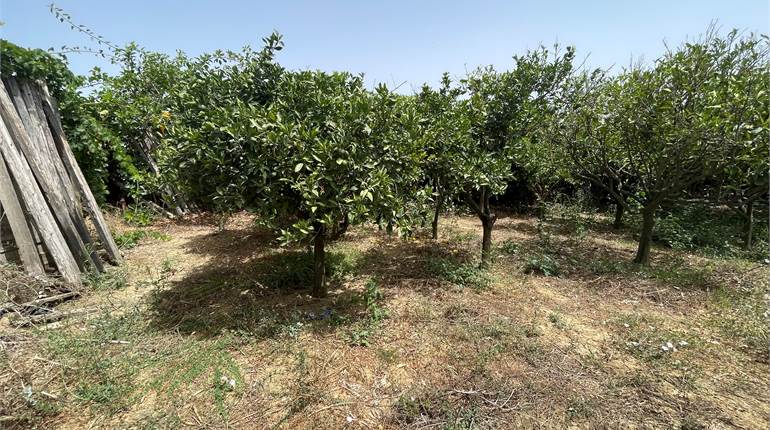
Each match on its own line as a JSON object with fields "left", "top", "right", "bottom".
{"left": 0, "top": 152, "right": 44, "bottom": 275}
{"left": 0, "top": 85, "right": 81, "bottom": 285}
{"left": 0, "top": 203, "right": 7, "bottom": 264}
{"left": 21, "top": 82, "right": 103, "bottom": 273}
{"left": 38, "top": 83, "right": 123, "bottom": 265}
{"left": 11, "top": 79, "right": 78, "bottom": 208}
{"left": 1, "top": 80, "right": 98, "bottom": 273}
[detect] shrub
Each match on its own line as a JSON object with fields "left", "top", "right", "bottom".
{"left": 497, "top": 239, "right": 520, "bottom": 255}
{"left": 524, "top": 254, "right": 560, "bottom": 276}
{"left": 427, "top": 257, "right": 491, "bottom": 290}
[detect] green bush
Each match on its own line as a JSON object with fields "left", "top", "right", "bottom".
{"left": 652, "top": 204, "right": 767, "bottom": 258}
{"left": 427, "top": 257, "right": 491, "bottom": 290}
{"left": 524, "top": 254, "right": 560, "bottom": 276}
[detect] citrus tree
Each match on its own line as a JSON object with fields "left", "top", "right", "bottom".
{"left": 416, "top": 73, "right": 471, "bottom": 239}
{"left": 562, "top": 30, "right": 768, "bottom": 264}
{"left": 461, "top": 46, "right": 575, "bottom": 265}
{"left": 237, "top": 71, "right": 425, "bottom": 297}
{"left": 555, "top": 70, "right": 636, "bottom": 228}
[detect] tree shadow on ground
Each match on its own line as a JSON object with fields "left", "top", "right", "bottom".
{"left": 145, "top": 216, "right": 727, "bottom": 339}
{"left": 491, "top": 212, "right": 728, "bottom": 303}
{"left": 145, "top": 217, "right": 492, "bottom": 338}
{"left": 146, "top": 224, "right": 373, "bottom": 339}
{"left": 353, "top": 235, "right": 478, "bottom": 294}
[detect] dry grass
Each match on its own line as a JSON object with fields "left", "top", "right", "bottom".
{"left": 0, "top": 210, "right": 767, "bottom": 429}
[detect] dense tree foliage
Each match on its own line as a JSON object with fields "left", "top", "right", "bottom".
{"left": 556, "top": 30, "right": 769, "bottom": 264}
{"left": 4, "top": 23, "right": 766, "bottom": 294}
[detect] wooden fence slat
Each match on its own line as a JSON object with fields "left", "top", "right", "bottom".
{"left": 39, "top": 83, "right": 123, "bottom": 265}
{"left": 23, "top": 82, "right": 104, "bottom": 273}
{"left": 40, "top": 84, "right": 123, "bottom": 264}
{"left": 0, "top": 152, "right": 45, "bottom": 275}
{"left": 1, "top": 80, "right": 98, "bottom": 273}
{"left": 0, "top": 203, "right": 6, "bottom": 264}
{"left": 12, "top": 79, "right": 78, "bottom": 209}
{"left": 0, "top": 85, "right": 81, "bottom": 284}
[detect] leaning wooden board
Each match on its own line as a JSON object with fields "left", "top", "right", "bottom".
{"left": 0, "top": 83, "right": 81, "bottom": 284}
{"left": 38, "top": 82, "right": 123, "bottom": 265}
{"left": 0, "top": 155, "right": 44, "bottom": 275}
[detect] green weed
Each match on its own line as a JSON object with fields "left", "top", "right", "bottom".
{"left": 427, "top": 256, "right": 491, "bottom": 290}
{"left": 524, "top": 254, "right": 560, "bottom": 277}
{"left": 348, "top": 279, "right": 388, "bottom": 346}
{"left": 114, "top": 229, "right": 170, "bottom": 249}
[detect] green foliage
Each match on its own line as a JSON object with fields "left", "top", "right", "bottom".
{"left": 497, "top": 239, "right": 520, "bottom": 255}
{"left": 524, "top": 254, "right": 560, "bottom": 277}
{"left": 114, "top": 229, "right": 170, "bottom": 250}
{"left": 349, "top": 279, "right": 388, "bottom": 346}
{"left": 427, "top": 257, "right": 491, "bottom": 290}
{"left": 556, "top": 29, "right": 769, "bottom": 264}
{"left": 122, "top": 204, "right": 157, "bottom": 226}
{"left": 648, "top": 203, "right": 767, "bottom": 259}
{"left": 257, "top": 249, "right": 360, "bottom": 291}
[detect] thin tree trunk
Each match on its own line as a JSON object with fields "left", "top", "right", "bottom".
{"left": 431, "top": 186, "right": 444, "bottom": 240}
{"left": 634, "top": 209, "right": 655, "bottom": 265}
{"left": 312, "top": 225, "right": 326, "bottom": 298}
{"left": 479, "top": 188, "right": 496, "bottom": 268}
{"left": 481, "top": 215, "right": 494, "bottom": 267}
{"left": 386, "top": 220, "right": 394, "bottom": 237}
{"left": 743, "top": 200, "right": 754, "bottom": 250}
{"left": 613, "top": 202, "right": 625, "bottom": 229}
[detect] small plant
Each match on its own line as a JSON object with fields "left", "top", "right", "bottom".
{"left": 85, "top": 269, "right": 128, "bottom": 291}
{"left": 114, "top": 229, "right": 170, "bottom": 249}
{"left": 122, "top": 204, "right": 156, "bottom": 227}
{"left": 427, "top": 257, "right": 491, "bottom": 290}
{"left": 548, "top": 312, "right": 567, "bottom": 330}
{"left": 497, "top": 239, "right": 520, "bottom": 255}
{"left": 524, "top": 254, "right": 560, "bottom": 276}
{"left": 349, "top": 279, "right": 388, "bottom": 346}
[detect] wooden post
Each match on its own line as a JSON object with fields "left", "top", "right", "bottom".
{"left": 0, "top": 86, "right": 81, "bottom": 284}
{"left": 0, "top": 80, "right": 99, "bottom": 273}
{"left": 0, "top": 151, "right": 45, "bottom": 275}
{"left": 38, "top": 83, "right": 122, "bottom": 265}
{"left": 20, "top": 81, "right": 104, "bottom": 272}
{"left": 9, "top": 79, "right": 78, "bottom": 212}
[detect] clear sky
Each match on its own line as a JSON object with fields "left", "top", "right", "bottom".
{"left": 2, "top": 1, "right": 768, "bottom": 92}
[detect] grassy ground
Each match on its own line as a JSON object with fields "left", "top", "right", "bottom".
{"left": 1, "top": 209, "right": 767, "bottom": 429}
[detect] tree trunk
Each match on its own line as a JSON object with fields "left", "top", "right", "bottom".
{"left": 613, "top": 202, "right": 625, "bottom": 229}
{"left": 386, "top": 220, "right": 394, "bottom": 237}
{"left": 431, "top": 187, "right": 444, "bottom": 240}
{"left": 312, "top": 225, "right": 326, "bottom": 298}
{"left": 743, "top": 200, "right": 754, "bottom": 250}
{"left": 480, "top": 215, "right": 495, "bottom": 267}
{"left": 633, "top": 209, "right": 655, "bottom": 265}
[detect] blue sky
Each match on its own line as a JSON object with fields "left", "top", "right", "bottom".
{"left": 2, "top": 1, "right": 767, "bottom": 92}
